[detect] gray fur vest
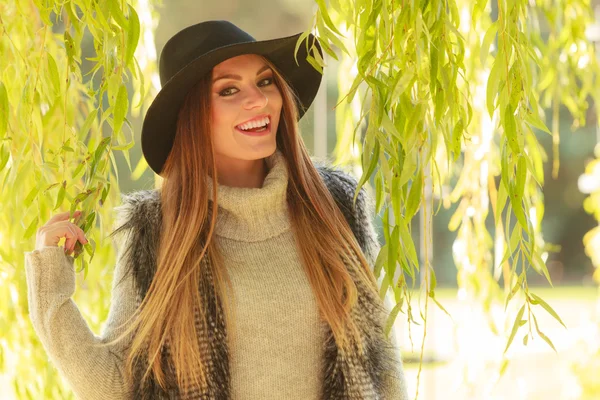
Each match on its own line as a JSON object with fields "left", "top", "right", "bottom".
{"left": 112, "top": 163, "right": 401, "bottom": 399}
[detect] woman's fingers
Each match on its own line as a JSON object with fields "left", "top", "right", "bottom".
{"left": 44, "top": 210, "right": 81, "bottom": 227}
{"left": 63, "top": 225, "right": 78, "bottom": 252}
{"left": 63, "top": 223, "right": 89, "bottom": 253}
{"left": 35, "top": 211, "right": 88, "bottom": 252}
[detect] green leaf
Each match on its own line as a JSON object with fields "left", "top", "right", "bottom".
{"left": 72, "top": 161, "right": 86, "bottom": 180}
{"left": 429, "top": 266, "right": 437, "bottom": 294}
{"left": 33, "top": 0, "right": 53, "bottom": 26}
{"left": 315, "top": 0, "right": 343, "bottom": 35}
{"left": 387, "top": 225, "right": 400, "bottom": 280}
{"left": 0, "top": 143, "right": 10, "bottom": 173}
{"left": 499, "top": 358, "right": 510, "bottom": 377}
{"left": 515, "top": 155, "right": 527, "bottom": 199}
{"left": 24, "top": 216, "right": 39, "bottom": 240}
{"left": 537, "top": 329, "right": 557, "bottom": 353}
{"left": 397, "top": 219, "right": 418, "bottom": 271}
{"left": 529, "top": 293, "right": 566, "bottom": 328}
{"left": 504, "top": 303, "right": 526, "bottom": 354}
{"left": 448, "top": 203, "right": 464, "bottom": 232}
{"left": 0, "top": 82, "right": 8, "bottom": 138}
{"left": 510, "top": 195, "right": 528, "bottom": 231}
{"left": 109, "top": 149, "right": 120, "bottom": 182}
{"left": 373, "top": 242, "right": 387, "bottom": 279}
{"left": 73, "top": 189, "right": 94, "bottom": 204}
{"left": 80, "top": 109, "right": 99, "bottom": 137}
{"left": 495, "top": 176, "right": 508, "bottom": 227}
{"left": 504, "top": 106, "right": 521, "bottom": 155}
{"left": 451, "top": 118, "right": 464, "bottom": 161}
{"left": 312, "top": 43, "right": 326, "bottom": 67}
{"left": 434, "top": 87, "right": 445, "bottom": 123}
{"left": 76, "top": 257, "right": 89, "bottom": 280}
{"left": 404, "top": 103, "right": 424, "bottom": 140}
{"left": 532, "top": 312, "right": 557, "bottom": 353}
{"left": 64, "top": 31, "right": 77, "bottom": 71}
{"left": 509, "top": 219, "right": 522, "bottom": 254}
{"left": 54, "top": 182, "right": 66, "bottom": 211}
{"left": 430, "top": 293, "right": 452, "bottom": 319}
{"left": 355, "top": 143, "right": 379, "bottom": 205}
{"left": 430, "top": 41, "right": 439, "bottom": 94}
{"left": 46, "top": 54, "right": 60, "bottom": 96}
{"left": 322, "top": 24, "right": 349, "bottom": 56}
{"left": 384, "top": 301, "right": 403, "bottom": 337}
{"left": 132, "top": 56, "right": 145, "bottom": 108}
{"left": 305, "top": 54, "right": 323, "bottom": 74}
{"left": 83, "top": 211, "right": 96, "bottom": 233}
{"left": 112, "top": 140, "right": 134, "bottom": 151}
{"left": 405, "top": 168, "right": 423, "bottom": 220}
{"left": 294, "top": 30, "right": 311, "bottom": 66}
{"left": 486, "top": 58, "right": 502, "bottom": 118}
{"left": 379, "top": 270, "right": 392, "bottom": 301}
{"left": 43, "top": 182, "right": 60, "bottom": 193}
{"left": 532, "top": 250, "right": 553, "bottom": 286}
{"left": 113, "top": 84, "right": 128, "bottom": 134}
{"left": 82, "top": 233, "right": 96, "bottom": 263}
{"left": 24, "top": 185, "right": 41, "bottom": 208}
{"left": 317, "top": 35, "right": 339, "bottom": 61}
{"left": 524, "top": 107, "right": 551, "bottom": 135}
{"left": 125, "top": 5, "right": 141, "bottom": 69}
{"left": 108, "top": 0, "right": 128, "bottom": 30}
{"left": 480, "top": 21, "right": 498, "bottom": 66}
{"left": 381, "top": 113, "right": 403, "bottom": 143}
{"left": 505, "top": 270, "right": 525, "bottom": 309}
{"left": 101, "top": 182, "right": 111, "bottom": 205}
{"left": 391, "top": 71, "right": 415, "bottom": 105}
{"left": 94, "top": 137, "right": 112, "bottom": 164}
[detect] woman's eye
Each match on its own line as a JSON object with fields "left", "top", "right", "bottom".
{"left": 219, "top": 87, "right": 238, "bottom": 97}
{"left": 218, "top": 78, "right": 273, "bottom": 97}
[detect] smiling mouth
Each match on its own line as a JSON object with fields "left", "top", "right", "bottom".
{"left": 235, "top": 115, "right": 271, "bottom": 132}
{"left": 235, "top": 119, "right": 271, "bottom": 133}
{"left": 235, "top": 121, "right": 271, "bottom": 135}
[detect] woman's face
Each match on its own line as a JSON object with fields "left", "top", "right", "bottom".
{"left": 210, "top": 54, "right": 283, "bottom": 163}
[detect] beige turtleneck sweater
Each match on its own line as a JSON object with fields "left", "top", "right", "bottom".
{"left": 206, "top": 150, "right": 325, "bottom": 399}
{"left": 24, "top": 149, "right": 406, "bottom": 399}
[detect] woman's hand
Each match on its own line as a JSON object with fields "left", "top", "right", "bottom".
{"left": 35, "top": 210, "right": 89, "bottom": 256}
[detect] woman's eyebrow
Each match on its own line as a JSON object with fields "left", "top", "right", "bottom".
{"left": 213, "top": 65, "right": 272, "bottom": 83}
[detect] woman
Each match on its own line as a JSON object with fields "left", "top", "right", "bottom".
{"left": 25, "top": 20, "right": 409, "bottom": 399}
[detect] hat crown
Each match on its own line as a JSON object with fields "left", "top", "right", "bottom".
{"left": 159, "top": 20, "right": 256, "bottom": 86}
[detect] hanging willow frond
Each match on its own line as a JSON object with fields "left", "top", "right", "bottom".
{"left": 303, "top": 0, "right": 600, "bottom": 382}
{"left": 1, "top": 0, "right": 161, "bottom": 397}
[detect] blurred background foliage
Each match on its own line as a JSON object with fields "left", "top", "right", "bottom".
{"left": 1, "top": 0, "right": 600, "bottom": 399}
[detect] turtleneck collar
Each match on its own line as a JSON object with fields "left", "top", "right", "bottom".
{"left": 206, "top": 149, "right": 291, "bottom": 242}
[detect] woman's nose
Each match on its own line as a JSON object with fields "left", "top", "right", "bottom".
{"left": 242, "top": 86, "right": 268, "bottom": 109}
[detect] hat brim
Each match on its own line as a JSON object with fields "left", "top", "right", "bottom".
{"left": 141, "top": 32, "right": 324, "bottom": 176}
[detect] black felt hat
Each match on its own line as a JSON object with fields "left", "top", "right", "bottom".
{"left": 141, "top": 20, "right": 324, "bottom": 176}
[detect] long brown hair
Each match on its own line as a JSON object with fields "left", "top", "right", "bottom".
{"left": 100, "top": 56, "right": 381, "bottom": 394}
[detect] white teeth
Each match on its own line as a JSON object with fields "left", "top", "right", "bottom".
{"left": 237, "top": 116, "right": 270, "bottom": 130}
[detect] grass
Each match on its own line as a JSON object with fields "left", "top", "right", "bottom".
{"left": 406, "top": 286, "right": 599, "bottom": 301}
{"left": 401, "top": 350, "right": 450, "bottom": 369}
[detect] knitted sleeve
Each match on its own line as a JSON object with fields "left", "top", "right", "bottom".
{"left": 24, "top": 233, "right": 137, "bottom": 400}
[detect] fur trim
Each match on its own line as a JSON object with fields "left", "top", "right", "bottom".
{"left": 110, "top": 165, "right": 402, "bottom": 399}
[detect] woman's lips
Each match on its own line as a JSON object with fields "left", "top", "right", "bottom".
{"left": 235, "top": 122, "right": 271, "bottom": 136}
